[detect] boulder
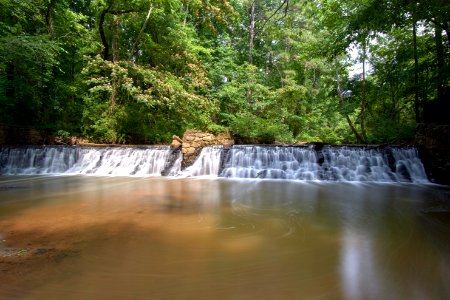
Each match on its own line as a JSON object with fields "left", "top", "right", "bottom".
{"left": 171, "top": 135, "right": 183, "bottom": 149}
{"left": 181, "top": 129, "right": 234, "bottom": 169}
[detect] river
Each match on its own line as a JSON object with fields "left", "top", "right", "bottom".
{"left": 1, "top": 176, "right": 449, "bottom": 299}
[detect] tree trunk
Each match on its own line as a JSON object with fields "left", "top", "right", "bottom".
{"left": 245, "top": 1, "right": 257, "bottom": 101}
{"left": 435, "top": 23, "right": 445, "bottom": 99}
{"left": 130, "top": 4, "right": 153, "bottom": 60}
{"left": 111, "top": 16, "right": 120, "bottom": 62}
{"left": 335, "top": 59, "right": 363, "bottom": 143}
{"left": 183, "top": 3, "right": 189, "bottom": 26}
{"left": 99, "top": 8, "right": 110, "bottom": 60}
{"left": 360, "top": 38, "right": 368, "bottom": 142}
{"left": 249, "top": 1, "right": 256, "bottom": 64}
{"left": 109, "top": 16, "right": 120, "bottom": 115}
{"left": 46, "top": 0, "right": 56, "bottom": 37}
{"left": 345, "top": 115, "right": 364, "bottom": 143}
{"left": 412, "top": 18, "right": 421, "bottom": 123}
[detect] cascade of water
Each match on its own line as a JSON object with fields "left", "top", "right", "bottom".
{"left": 219, "top": 145, "right": 428, "bottom": 183}
{"left": 181, "top": 145, "right": 223, "bottom": 177}
{"left": 220, "top": 145, "right": 319, "bottom": 180}
{"left": 0, "top": 146, "right": 172, "bottom": 176}
{"left": 320, "top": 146, "right": 397, "bottom": 182}
{"left": 0, "top": 147, "right": 79, "bottom": 175}
{"left": 391, "top": 147, "right": 429, "bottom": 183}
{"left": 165, "top": 150, "right": 183, "bottom": 176}
{"left": 0, "top": 145, "right": 429, "bottom": 182}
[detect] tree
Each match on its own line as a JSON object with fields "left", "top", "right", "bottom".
{"left": 1, "top": 0, "right": 446, "bottom": 145}
{"left": 0, "top": 0, "right": 96, "bottom": 133}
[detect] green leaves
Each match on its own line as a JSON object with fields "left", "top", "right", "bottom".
{"left": 1, "top": 35, "right": 61, "bottom": 82}
{"left": 0, "top": 0, "right": 445, "bottom": 144}
{"left": 0, "top": 34, "right": 62, "bottom": 125}
{"left": 81, "top": 54, "right": 214, "bottom": 143}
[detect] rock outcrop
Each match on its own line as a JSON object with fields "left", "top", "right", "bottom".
{"left": 170, "top": 135, "right": 183, "bottom": 149}
{"left": 415, "top": 123, "right": 450, "bottom": 185}
{"left": 181, "top": 129, "right": 234, "bottom": 168}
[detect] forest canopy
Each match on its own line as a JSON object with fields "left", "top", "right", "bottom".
{"left": 1, "top": 0, "right": 449, "bottom": 144}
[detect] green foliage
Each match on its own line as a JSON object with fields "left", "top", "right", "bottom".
{"left": 56, "top": 130, "right": 71, "bottom": 139}
{"left": 0, "top": 35, "right": 61, "bottom": 125}
{"left": 81, "top": 55, "right": 213, "bottom": 143}
{"left": 0, "top": 0, "right": 447, "bottom": 145}
{"left": 229, "top": 112, "right": 292, "bottom": 144}
{"left": 206, "top": 123, "right": 228, "bottom": 135}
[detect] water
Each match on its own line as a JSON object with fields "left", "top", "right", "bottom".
{"left": 220, "top": 145, "right": 428, "bottom": 183}
{"left": 0, "top": 146, "right": 172, "bottom": 176}
{"left": 220, "top": 145, "right": 319, "bottom": 180}
{"left": 181, "top": 145, "right": 223, "bottom": 177}
{"left": 0, "top": 145, "right": 429, "bottom": 183}
{"left": 391, "top": 147, "right": 429, "bottom": 183}
{"left": 0, "top": 176, "right": 449, "bottom": 299}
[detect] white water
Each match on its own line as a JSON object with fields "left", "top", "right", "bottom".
{"left": 220, "top": 146, "right": 319, "bottom": 180}
{"left": 166, "top": 151, "right": 183, "bottom": 176}
{"left": 391, "top": 147, "right": 429, "bottom": 183}
{"left": 181, "top": 146, "right": 223, "bottom": 177}
{"left": 0, "top": 145, "right": 429, "bottom": 183}
{"left": 0, "top": 146, "right": 172, "bottom": 176}
{"left": 320, "top": 146, "right": 397, "bottom": 182}
{"left": 220, "top": 145, "right": 428, "bottom": 183}
{"left": 320, "top": 146, "right": 429, "bottom": 183}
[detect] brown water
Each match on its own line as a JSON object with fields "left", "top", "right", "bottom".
{"left": 0, "top": 176, "right": 449, "bottom": 299}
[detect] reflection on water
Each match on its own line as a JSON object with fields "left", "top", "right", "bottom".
{"left": 0, "top": 176, "right": 449, "bottom": 299}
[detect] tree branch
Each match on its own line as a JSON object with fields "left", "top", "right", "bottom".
{"left": 257, "top": 0, "right": 289, "bottom": 34}
{"left": 99, "top": 3, "right": 138, "bottom": 61}
{"left": 108, "top": 9, "right": 136, "bottom": 15}
{"left": 99, "top": 7, "right": 111, "bottom": 60}
{"left": 130, "top": 4, "right": 153, "bottom": 59}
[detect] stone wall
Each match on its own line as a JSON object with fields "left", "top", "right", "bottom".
{"left": 416, "top": 123, "right": 450, "bottom": 185}
{"left": 181, "top": 129, "right": 234, "bottom": 168}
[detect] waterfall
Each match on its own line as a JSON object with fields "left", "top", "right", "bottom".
{"left": 0, "top": 146, "right": 172, "bottom": 176}
{"left": 320, "top": 146, "right": 429, "bottom": 183}
{"left": 0, "top": 144, "right": 429, "bottom": 182}
{"left": 391, "top": 147, "right": 429, "bottom": 183}
{"left": 320, "top": 146, "right": 397, "bottom": 182}
{"left": 220, "top": 145, "right": 319, "bottom": 180}
{"left": 181, "top": 145, "right": 223, "bottom": 177}
{"left": 165, "top": 150, "right": 183, "bottom": 176}
{"left": 220, "top": 145, "right": 429, "bottom": 183}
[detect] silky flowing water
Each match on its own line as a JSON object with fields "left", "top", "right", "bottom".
{"left": 1, "top": 176, "right": 449, "bottom": 299}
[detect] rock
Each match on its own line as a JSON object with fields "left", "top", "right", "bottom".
{"left": 171, "top": 135, "right": 182, "bottom": 149}
{"left": 70, "top": 136, "right": 79, "bottom": 145}
{"left": 184, "top": 147, "right": 196, "bottom": 155}
{"left": 220, "top": 139, "right": 235, "bottom": 149}
{"left": 415, "top": 123, "right": 450, "bottom": 185}
{"left": 171, "top": 140, "right": 182, "bottom": 150}
{"left": 181, "top": 129, "right": 234, "bottom": 169}
{"left": 172, "top": 135, "right": 183, "bottom": 143}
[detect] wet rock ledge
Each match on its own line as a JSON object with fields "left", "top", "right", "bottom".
{"left": 415, "top": 123, "right": 450, "bottom": 185}
{"left": 179, "top": 129, "right": 234, "bottom": 168}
